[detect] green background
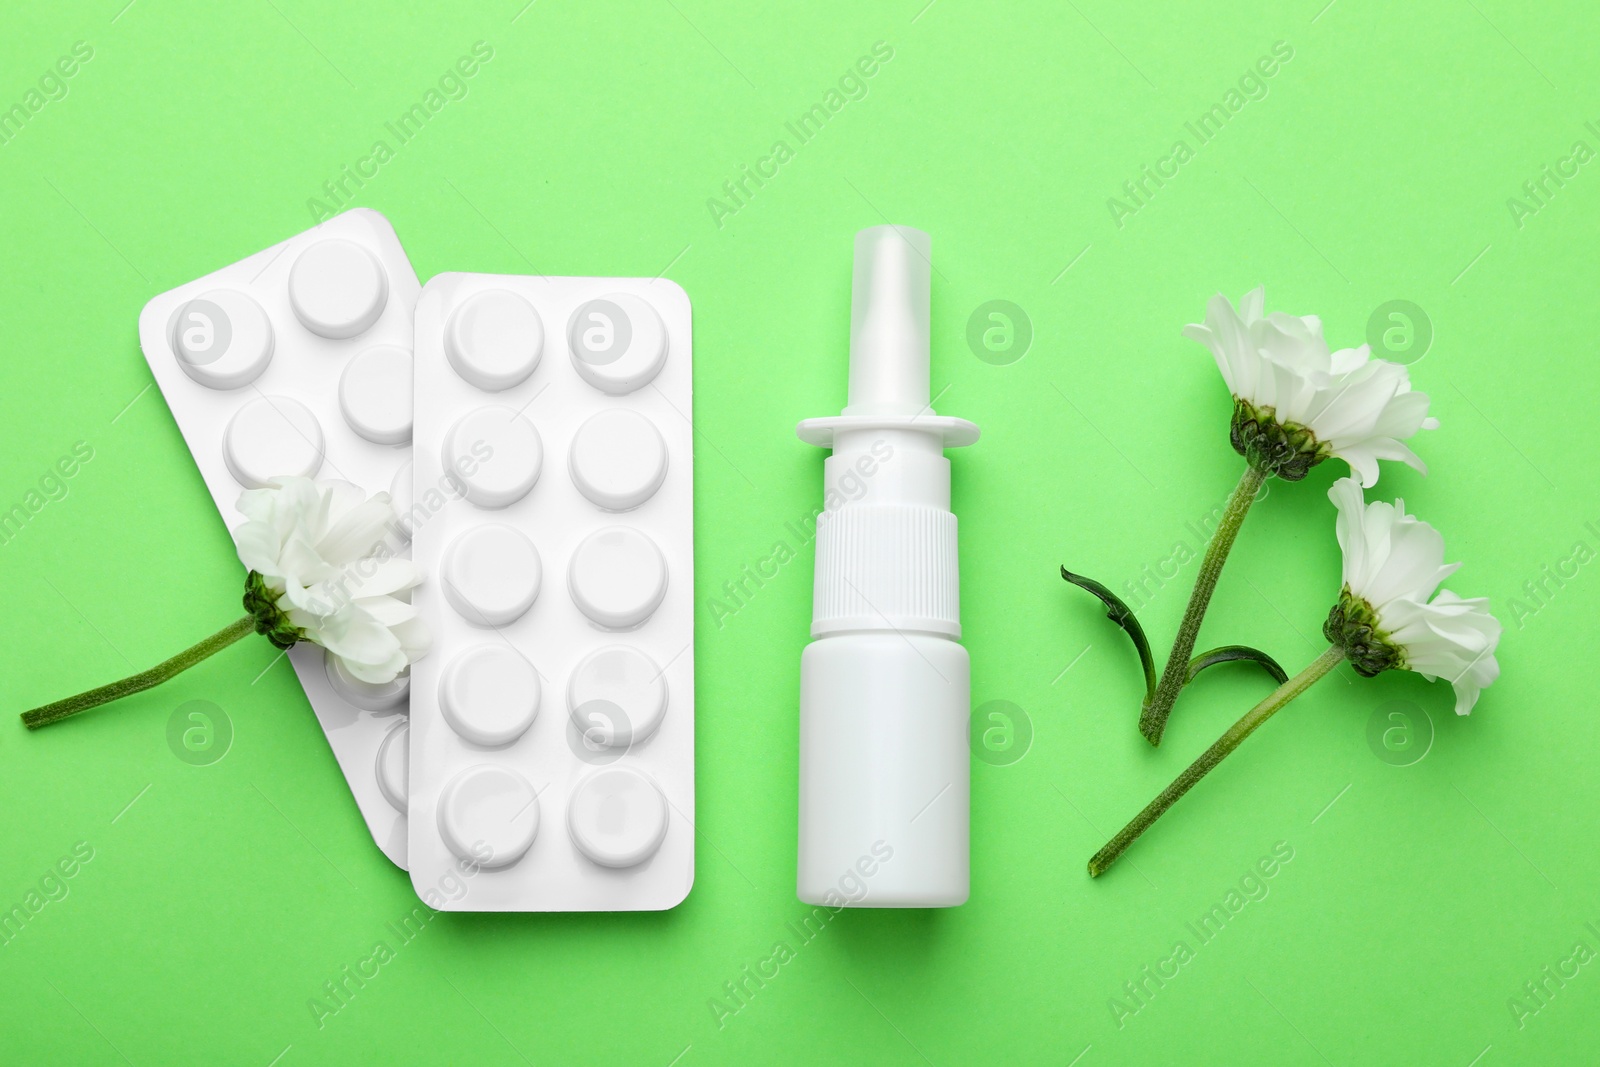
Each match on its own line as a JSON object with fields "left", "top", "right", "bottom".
{"left": 1, "top": 0, "right": 1596, "bottom": 1063}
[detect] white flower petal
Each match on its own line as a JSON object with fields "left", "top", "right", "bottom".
{"left": 1327, "top": 345, "right": 1370, "bottom": 375}
{"left": 1330, "top": 482, "right": 1502, "bottom": 714}
{"left": 1361, "top": 512, "right": 1456, "bottom": 609}
{"left": 1341, "top": 446, "right": 1382, "bottom": 489}
{"left": 1382, "top": 592, "right": 1502, "bottom": 714}
{"left": 1329, "top": 477, "right": 1370, "bottom": 591}
{"left": 338, "top": 648, "right": 410, "bottom": 685}
{"left": 316, "top": 606, "right": 402, "bottom": 665}
{"left": 233, "top": 477, "right": 430, "bottom": 678}
{"left": 337, "top": 557, "right": 420, "bottom": 602}
{"left": 353, "top": 595, "right": 418, "bottom": 627}
{"left": 1239, "top": 286, "right": 1265, "bottom": 322}
{"left": 1189, "top": 289, "right": 1436, "bottom": 485}
{"left": 390, "top": 614, "right": 433, "bottom": 662}
{"left": 1184, "top": 292, "right": 1253, "bottom": 396}
{"left": 317, "top": 493, "right": 395, "bottom": 564}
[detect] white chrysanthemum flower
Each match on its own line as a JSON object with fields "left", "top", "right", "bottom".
{"left": 1183, "top": 287, "right": 1439, "bottom": 486}
{"left": 1324, "top": 477, "right": 1500, "bottom": 714}
{"left": 234, "top": 477, "right": 429, "bottom": 684}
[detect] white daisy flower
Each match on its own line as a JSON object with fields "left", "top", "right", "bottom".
{"left": 1184, "top": 287, "right": 1439, "bottom": 486}
{"left": 235, "top": 477, "right": 430, "bottom": 684}
{"left": 1089, "top": 477, "right": 1503, "bottom": 876}
{"left": 23, "top": 476, "right": 432, "bottom": 731}
{"left": 1324, "top": 477, "right": 1501, "bottom": 714}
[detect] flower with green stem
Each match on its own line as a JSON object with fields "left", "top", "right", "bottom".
{"left": 21, "top": 477, "right": 428, "bottom": 730}
{"left": 1089, "top": 477, "right": 1501, "bottom": 877}
{"left": 1136, "top": 287, "right": 1440, "bottom": 746}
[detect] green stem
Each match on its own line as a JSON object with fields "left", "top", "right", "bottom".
{"left": 1090, "top": 643, "right": 1345, "bottom": 878}
{"left": 1139, "top": 463, "right": 1267, "bottom": 746}
{"left": 21, "top": 616, "right": 258, "bottom": 730}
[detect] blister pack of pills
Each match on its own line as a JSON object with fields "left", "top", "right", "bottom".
{"left": 408, "top": 273, "right": 694, "bottom": 911}
{"left": 137, "top": 208, "right": 419, "bottom": 868}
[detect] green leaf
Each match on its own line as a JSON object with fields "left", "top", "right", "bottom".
{"left": 1186, "top": 644, "right": 1289, "bottom": 686}
{"left": 1060, "top": 567, "right": 1156, "bottom": 701}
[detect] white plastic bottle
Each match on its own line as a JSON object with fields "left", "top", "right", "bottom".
{"left": 796, "top": 225, "right": 979, "bottom": 907}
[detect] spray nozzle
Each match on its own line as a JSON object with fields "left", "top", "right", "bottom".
{"left": 845, "top": 225, "right": 932, "bottom": 417}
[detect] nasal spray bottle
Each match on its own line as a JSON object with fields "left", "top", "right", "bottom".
{"left": 797, "top": 225, "right": 979, "bottom": 907}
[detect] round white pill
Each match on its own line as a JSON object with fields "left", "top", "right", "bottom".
{"left": 375, "top": 720, "right": 409, "bottom": 813}
{"left": 445, "top": 288, "right": 544, "bottom": 391}
{"left": 169, "top": 288, "right": 274, "bottom": 389}
{"left": 388, "top": 458, "right": 413, "bottom": 543}
{"left": 567, "top": 767, "right": 669, "bottom": 868}
{"left": 442, "top": 524, "right": 542, "bottom": 626}
{"left": 443, "top": 406, "right": 543, "bottom": 508}
{"left": 567, "top": 293, "right": 668, "bottom": 395}
{"left": 440, "top": 644, "right": 541, "bottom": 746}
{"left": 338, "top": 344, "right": 413, "bottom": 444}
{"left": 569, "top": 409, "right": 668, "bottom": 511}
{"left": 436, "top": 763, "right": 540, "bottom": 869}
{"left": 288, "top": 238, "right": 389, "bottom": 339}
{"left": 567, "top": 644, "right": 668, "bottom": 747}
{"left": 568, "top": 526, "right": 667, "bottom": 629}
{"left": 223, "top": 395, "right": 325, "bottom": 489}
{"left": 324, "top": 647, "right": 410, "bottom": 712}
